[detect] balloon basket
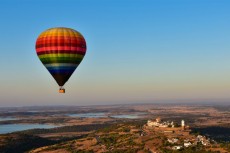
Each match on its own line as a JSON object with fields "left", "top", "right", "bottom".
{"left": 59, "top": 89, "right": 65, "bottom": 93}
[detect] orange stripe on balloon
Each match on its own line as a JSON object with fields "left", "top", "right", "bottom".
{"left": 36, "top": 36, "right": 85, "bottom": 41}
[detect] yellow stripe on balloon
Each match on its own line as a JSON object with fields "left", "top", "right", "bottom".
{"left": 39, "top": 28, "right": 83, "bottom": 38}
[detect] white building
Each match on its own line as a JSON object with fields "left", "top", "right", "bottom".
{"left": 181, "top": 120, "right": 185, "bottom": 126}
{"left": 181, "top": 120, "right": 185, "bottom": 130}
{"left": 172, "top": 146, "right": 183, "bottom": 150}
{"left": 147, "top": 120, "right": 160, "bottom": 127}
{"left": 171, "top": 121, "right": 174, "bottom": 127}
{"left": 197, "top": 135, "right": 210, "bottom": 146}
{"left": 168, "top": 138, "right": 179, "bottom": 144}
{"left": 184, "top": 142, "right": 192, "bottom": 147}
{"left": 147, "top": 118, "right": 175, "bottom": 128}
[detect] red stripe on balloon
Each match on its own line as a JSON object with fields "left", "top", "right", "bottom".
{"left": 36, "top": 43, "right": 86, "bottom": 48}
{"left": 36, "top": 50, "right": 86, "bottom": 55}
{"left": 36, "top": 39, "right": 85, "bottom": 45}
{"left": 36, "top": 46, "right": 86, "bottom": 52}
{"left": 36, "top": 36, "right": 85, "bottom": 43}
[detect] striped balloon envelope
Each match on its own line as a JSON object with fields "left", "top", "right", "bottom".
{"left": 35, "top": 27, "right": 87, "bottom": 93}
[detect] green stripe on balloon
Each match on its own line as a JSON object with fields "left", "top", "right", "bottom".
{"left": 39, "top": 57, "right": 83, "bottom": 64}
{"left": 38, "top": 53, "right": 84, "bottom": 59}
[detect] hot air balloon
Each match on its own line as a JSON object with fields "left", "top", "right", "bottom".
{"left": 35, "top": 27, "right": 87, "bottom": 93}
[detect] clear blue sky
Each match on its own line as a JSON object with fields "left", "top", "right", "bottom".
{"left": 0, "top": 0, "right": 229, "bottom": 106}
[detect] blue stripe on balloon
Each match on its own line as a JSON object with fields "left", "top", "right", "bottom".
{"left": 45, "top": 66, "right": 77, "bottom": 70}
{"left": 47, "top": 68, "right": 76, "bottom": 74}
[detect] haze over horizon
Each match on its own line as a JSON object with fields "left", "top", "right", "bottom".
{"left": 0, "top": 0, "right": 230, "bottom": 107}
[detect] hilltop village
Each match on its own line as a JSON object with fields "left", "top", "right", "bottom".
{"left": 144, "top": 118, "right": 211, "bottom": 151}
{"left": 29, "top": 117, "right": 228, "bottom": 153}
